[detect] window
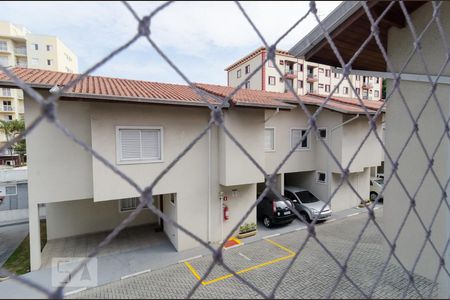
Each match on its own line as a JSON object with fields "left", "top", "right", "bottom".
{"left": 31, "top": 58, "right": 39, "bottom": 66}
{"left": 117, "top": 127, "right": 163, "bottom": 163}
{"left": 376, "top": 77, "right": 380, "bottom": 84}
{"left": 264, "top": 128, "right": 275, "bottom": 151}
{"left": 0, "top": 41, "right": 7, "bottom": 51}
{"left": 170, "top": 194, "right": 176, "bottom": 206}
{"left": 356, "top": 75, "right": 361, "bottom": 81}
{"left": 268, "top": 76, "right": 276, "bottom": 86}
{"left": 318, "top": 83, "right": 324, "bottom": 89}
{"left": 237, "top": 69, "right": 241, "bottom": 78}
{"left": 0, "top": 56, "right": 8, "bottom": 66}
{"left": 5, "top": 115, "right": 12, "bottom": 121}
{"left": 343, "top": 87, "right": 349, "bottom": 94}
{"left": 291, "top": 129, "right": 309, "bottom": 150}
{"left": 316, "top": 171, "right": 327, "bottom": 184}
{"left": 268, "top": 60, "right": 274, "bottom": 68}
{"left": 1, "top": 88, "right": 11, "bottom": 97}
{"left": 6, "top": 185, "right": 17, "bottom": 195}
{"left": 325, "top": 69, "right": 330, "bottom": 77}
{"left": 279, "top": 60, "right": 284, "bottom": 65}
{"left": 356, "top": 88, "right": 361, "bottom": 95}
{"left": 318, "top": 68, "right": 324, "bottom": 73}
{"left": 119, "top": 197, "right": 139, "bottom": 212}
{"left": 33, "top": 44, "right": 38, "bottom": 50}
{"left": 245, "top": 81, "right": 250, "bottom": 89}
{"left": 297, "top": 63, "right": 303, "bottom": 72}
{"left": 325, "top": 85, "right": 330, "bottom": 92}
{"left": 47, "top": 59, "right": 53, "bottom": 66}
{"left": 245, "top": 65, "right": 250, "bottom": 74}
{"left": 297, "top": 80, "right": 303, "bottom": 89}
{"left": 334, "top": 72, "right": 339, "bottom": 78}
{"left": 334, "top": 85, "right": 340, "bottom": 94}
{"left": 318, "top": 128, "right": 327, "bottom": 140}
{"left": 46, "top": 45, "right": 53, "bottom": 51}
{"left": 375, "top": 90, "right": 380, "bottom": 97}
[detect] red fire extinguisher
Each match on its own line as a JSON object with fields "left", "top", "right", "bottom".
{"left": 223, "top": 204, "right": 230, "bottom": 221}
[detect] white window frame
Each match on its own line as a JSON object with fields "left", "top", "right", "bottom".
{"left": 316, "top": 171, "right": 327, "bottom": 184}
{"left": 0, "top": 41, "right": 7, "bottom": 51}
{"left": 116, "top": 126, "right": 164, "bottom": 165}
{"left": 245, "top": 65, "right": 250, "bottom": 74}
{"left": 119, "top": 197, "right": 139, "bottom": 212}
{"left": 170, "top": 193, "right": 176, "bottom": 207}
{"left": 245, "top": 81, "right": 250, "bottom": 89}
{"left": 264, "top": 127, "right": 276, "bottom": 152}
{"left": 290, "top": 128, "right": 310, "bottom": 151}
{"left": 268, "top": 76, "right": 276, "bottom": 86}
{"left": 5, "top": 185, "right": 17, "bottom": 196}
{"left": 33, "top": 43, "right": 39, "bottom": 51}
{"left": 237, "top": 69, "right": 241, "bottom": 78}
{"left": 317, "top": 127, "right": 328, "bottom": 140}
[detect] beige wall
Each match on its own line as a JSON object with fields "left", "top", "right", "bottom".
{"left": 228, "top": 54, "right": 262, "bottom": 90}
{"left": 25, "top": 93, "right": 93, "bottom": 204}
{"left": 46, "top": 198, "right": 158, "bottom": 240}
{"left": 220, "top": 183, "right": 257, "bottom": 238}
{"left": 385, "top": 2, "right": 450, "bottom": 296}
{"left": 220, "top": 108, "right": 265, "bottom": 186}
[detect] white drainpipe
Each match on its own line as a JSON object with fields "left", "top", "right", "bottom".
{"left": 328, "top": 114, "right": 360, "bottom": 201}
{"left": 207, "top": 128, "right": 211, "bottom": 243}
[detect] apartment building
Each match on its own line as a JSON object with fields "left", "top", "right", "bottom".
{"left": 0, "top": 68, "right": 383, "bottom": 271}
{"left": 0, "top": 21, "right": 78, "bottom": 154}
{"left": 226, "top": 47, "right": 383, "bottom": 101}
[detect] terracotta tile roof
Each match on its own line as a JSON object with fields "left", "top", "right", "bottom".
{"left": 195, "top": 83, "right": 383, "bottom": 115}
{"left": 224, "top": 47, "right": 295, "bottom": 71}
{"left": 0, "top": 68, "right": 222, "bottom": 107}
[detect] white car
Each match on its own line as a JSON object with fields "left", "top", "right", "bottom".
{"left": 370, "top": 177, "right": 384, "bottom": 202}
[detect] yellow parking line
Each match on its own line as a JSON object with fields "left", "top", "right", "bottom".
{"left": 230, "top": 237, "right": 242, "bottom": 245}
{"left": 184, "top": 238, "right": 296, "bottom": 286}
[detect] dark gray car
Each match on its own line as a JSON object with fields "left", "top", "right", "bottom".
{"left": 284, "top": 186, "right": 332, "bottom": 223}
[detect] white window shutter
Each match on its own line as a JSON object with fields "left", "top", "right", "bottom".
{"left": 291, "top": 129, "right": 302, "bottom": 149}
{"left": 120, "top": 129, "right": 141, "bottom": 160}
{"left": 141, "top": 129, "right": 161, "bottom": 160}
{"left": 264, "top": 129, "right": 274, "bottom": 151}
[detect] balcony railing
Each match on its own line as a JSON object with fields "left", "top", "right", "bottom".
{"left": 15, "top": 62, "right": 27, "bottom": 68}
{"left": 362, "top": 82, "right": 373, "bottom": 89}
{"left": 2, "top": 105, "right": 14, "bottom": 112}
{"left": 362, "top": 95, "right": 373, "bottom": 100}
{"left": 284, "top": 69, "right": 297, "bottom": 79}
{"left": 307, "top": 74, "right": 318, "bottom": 83}
{"left": 0, "top": 46, "right": 9, "bottom": 52}
{"left": 14, "top": 47, "right": 27, "bottom": 55}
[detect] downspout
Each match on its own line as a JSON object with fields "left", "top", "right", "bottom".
{"left": 207, "top": 128, "right": 211, "bottom": 243}
{"left": 328, "top": 114, "right": 360, "bottom": 203}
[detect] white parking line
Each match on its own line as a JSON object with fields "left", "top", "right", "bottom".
{"left": 347, "top": 213, "right": 360, "bottom": 218}
{"left": 239, "top": 252, "right": 251, "bottom": 261}
{"left": 374, "top": 206, "right": 381, "bottom": 210}
{"left": 295, "top": 227, "right": 306, "bottom": 231}
{"left": 178, "top": 255, "right": 203, "bottom": 263}
{"left": 326, "top": 218, "right": 337, "bottom": 223}
{"left": 64, "top": 287, "right": 87, "bottom": 296}
{"left": 120, "top": 268, "right": 152, "bottom": 280}
{"left": 263, "top": 233, "right": 280, "bottom": 239}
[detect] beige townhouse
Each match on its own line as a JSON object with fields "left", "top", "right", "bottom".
{"left": 290, "top": 0, "right": 449, "bottom": 297}
{"left": 0, "top": 20, "right": 77, "bottom": 155}
{"left": 226, "top": 47, "right": 383, "bottom": 101}
{"left": 0, "top": 67, "right": 383, "bottom": 271}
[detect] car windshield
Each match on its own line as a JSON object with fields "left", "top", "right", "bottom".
{"left": 295, "top": 191, "right": 319, "bottom": 203}
{"left": 375, "top": 179, "right": 384, "bottom": 185}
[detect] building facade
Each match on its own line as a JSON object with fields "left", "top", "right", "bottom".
{"left": 0, "top": 20, "right": 78, "bottom": 153}
{"left": 290, "top": 1, "right": 449, "bottom": 297}
{"left": 0, "top": 68, "right": 383, "bottom": 271}
{"left": 226, "top": 47, "right": 383, "bottom": 101}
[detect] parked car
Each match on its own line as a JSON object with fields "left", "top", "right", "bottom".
{"left": 370, "top": 177, "right": 384, "bottom": 202}
{"left": 284, "top": 186, "right": 332, "bottom": 223}
{"left": 256, "top": 193, "right": 295, "bottom": 228}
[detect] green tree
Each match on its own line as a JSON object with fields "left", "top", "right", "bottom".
{"left": 0, "top": 119, "right": 26, "bottom": 165}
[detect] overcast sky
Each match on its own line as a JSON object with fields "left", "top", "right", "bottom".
{"left": 1, "top": 1, "right": 341, "bottom": 85}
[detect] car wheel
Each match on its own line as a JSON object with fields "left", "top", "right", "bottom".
{"left": 263, "top": 216, "right": 272, "bottom": 228}
{"left": 370, "top": 192, "right": 378, "bottom": 201}
{"left": 300, "top": 212, "right": 311, "bottom": 223}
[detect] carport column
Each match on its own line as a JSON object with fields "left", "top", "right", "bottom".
{"left": 29, "top": 203, "right": 41, "bottom": 271}
{"left": 277, "top": 173, "right": 284, "bottom": 196}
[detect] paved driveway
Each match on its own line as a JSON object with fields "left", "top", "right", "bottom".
{"left": 0, "top": 222, "right": 29, "bottom": 268}
{"left": 72, "top": 210, "right": 436, "bottom": 299}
